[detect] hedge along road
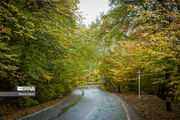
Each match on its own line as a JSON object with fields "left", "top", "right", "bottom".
{"left": 18, "top": 85, "right": 141, "bottom": 120}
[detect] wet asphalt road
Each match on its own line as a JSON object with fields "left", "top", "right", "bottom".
{"left": 19, "top": 85, "right": 141, "bottom": 120}
{"left": 55, "top": 86, "right": 126, "bottom": 120}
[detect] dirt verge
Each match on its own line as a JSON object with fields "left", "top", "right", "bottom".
{"left": 118, "top": 94, "right": 180, "bottom": 120}
{"left": 0, "top": 93, "right": 72, "bottom": 120}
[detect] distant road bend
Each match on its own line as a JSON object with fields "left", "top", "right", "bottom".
{"left": 19, "top": 85, "right": 141, "bottom": 120}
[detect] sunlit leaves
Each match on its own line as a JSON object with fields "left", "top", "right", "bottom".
{"left": 96, "top": 0, "right": 180, "bottom": 101}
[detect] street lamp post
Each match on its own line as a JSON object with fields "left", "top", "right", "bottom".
{"left": 137, "top": 69, "right": 141, "bottom": 99}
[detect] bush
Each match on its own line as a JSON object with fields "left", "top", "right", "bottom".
{"left": 54, "top": 84, "right": 65, "bottom": 98}
{"left": 36, "top": 84, "right": 56, "bottom": 102}
{"left": 16, "top": 97, "right": 38, "bottom": 107}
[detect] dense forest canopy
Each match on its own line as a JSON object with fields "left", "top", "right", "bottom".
{"left": 0, "top": 0, "right": 179, "bottom": 109}
{"left": 0, "top": 0, "right": 100, "bottom": 106}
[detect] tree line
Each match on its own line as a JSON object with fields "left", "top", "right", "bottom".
{"left": 0, "top": 0, "right": 99, "bottom": 107}
{"left": 88, "top": 0, "right": 180, "bottom": 111}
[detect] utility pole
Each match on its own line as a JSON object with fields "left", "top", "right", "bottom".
{"left": 137, "top": 69, "right": 141, "bottom": 99}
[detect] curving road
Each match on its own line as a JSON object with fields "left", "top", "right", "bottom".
{"left": 19, "top": 85, "right": 141, "bottom": 120}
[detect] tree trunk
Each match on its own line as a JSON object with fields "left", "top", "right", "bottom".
{"left": 117, "top": 84, "right": 121, "bottom": 93}
{"left": 165, "top": 71, "right": 171, "bottom": 111}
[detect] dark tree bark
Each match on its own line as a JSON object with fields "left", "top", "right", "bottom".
{"left": 117, "top": 84, "right": 121, "bottom": 93}
{"left": 165, "top": 70, "right": 171, "bottom": 111}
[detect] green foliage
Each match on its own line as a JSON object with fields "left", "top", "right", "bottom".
{"left": 16, "top": 96, "right": 38, "bottom": 107}
{"left": 0, "top": 0, "right": 100, "bottom": 107}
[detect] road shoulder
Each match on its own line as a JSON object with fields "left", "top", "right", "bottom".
{"left": 105, "top": 91, "right": 142, "bottom": 120}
